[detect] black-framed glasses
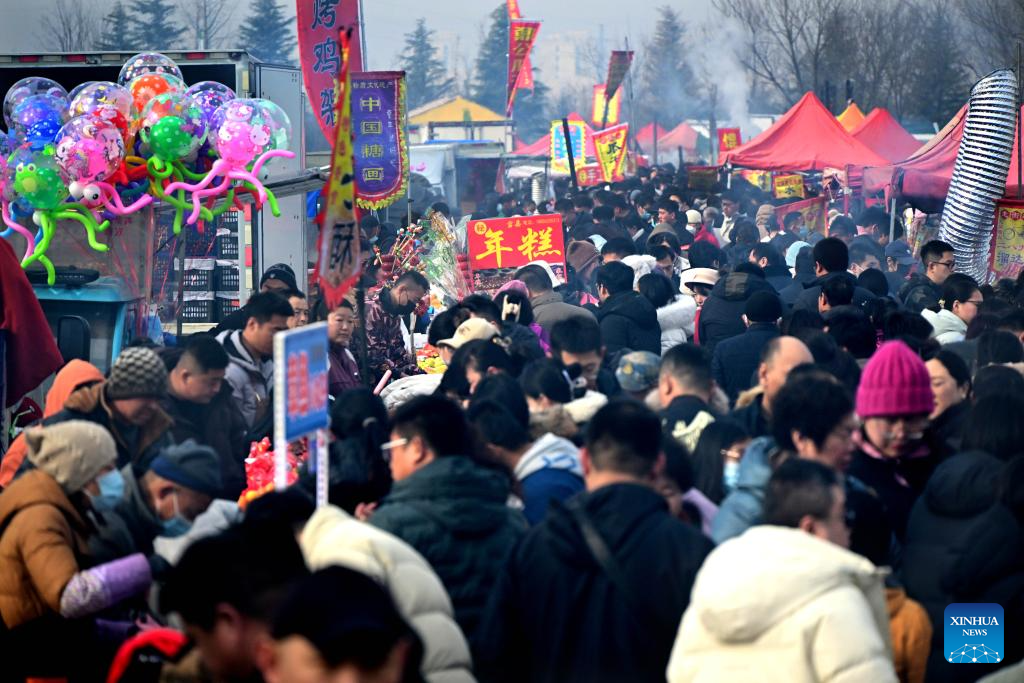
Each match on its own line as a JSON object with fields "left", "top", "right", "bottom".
{"left": 932, "top": 260, "right": 955, "bottom": 269}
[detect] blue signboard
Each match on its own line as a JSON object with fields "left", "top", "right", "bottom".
{"left": 274, "top": 322, "right": 330, "bottom": 442}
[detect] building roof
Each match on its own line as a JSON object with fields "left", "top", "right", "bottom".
{"left": 409, "top": 96, "right": 506, "bottom": 125}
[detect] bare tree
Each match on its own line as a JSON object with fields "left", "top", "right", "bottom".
{"left": 38, "top": 0, "right": 99, "bottom": 51}
{"left": 179, "top": 0, "right": 236, "bottom": 49}
{"left": 959, "top": 0, "right": 1024, "bottom": 75}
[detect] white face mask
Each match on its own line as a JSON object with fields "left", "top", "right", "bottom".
{"left": 723, "top": 459, "right": 741, "bottom": 491}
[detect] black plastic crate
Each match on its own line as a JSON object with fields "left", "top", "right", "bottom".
{"left": 181, "top": 299, "right": 215, "bottom": 323}
{"left": 217, "top": 297, "right": 240, "bottom": 321}
{"left": 216, "top": 233, "right": 239, "bottom": 260}
{"left": 181, "top": 268, "right": 214, "bottom": 292}
{"left": 215, "top": 265, "right": 239, "bottom": 292}
{"left": 219, "top": 211, "right": 240, "bottom": 232}
{"left": 185, "top": 227, "right": 217, "bottom": 257}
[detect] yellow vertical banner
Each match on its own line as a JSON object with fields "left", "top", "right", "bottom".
{"left": 591, "top": 84, "right": 621, "bottom": 128}
{"left": 593, "top": 123, "right": 629, "bottom": 182}
{"left": 992, "top": 199, "right": 1024, "bottom": 279}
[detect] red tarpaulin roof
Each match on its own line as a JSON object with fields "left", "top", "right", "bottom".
{"left": 636, "top": 122, "right": 669, "bottom": 149}
{"left": 657, "top": 122, "right": 700, "bottom": 153}
{"left": 721, "top": 92, "right": 890, "bottom": 171}
{"left": 862, "top": 104, "right": 1024, "bottom": 205}
{"left": 511, "top": 112, "right": 597, "bottom": 157}
{"left": 851, "top": 108, "right": 922, "bottom": 162}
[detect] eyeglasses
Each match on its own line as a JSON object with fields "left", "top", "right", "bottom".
{"left": 380, "top": 438, "right": 408, "bottom": 452}
{"left": 961, "top": 299, "right": 984, "bottom": 306}
{"left": 932, "top": 260, "right": 955, "bottom": 269}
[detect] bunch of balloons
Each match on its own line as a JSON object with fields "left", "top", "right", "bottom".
{"left": 1, "top": 52, "right": 294, "bottom": 284}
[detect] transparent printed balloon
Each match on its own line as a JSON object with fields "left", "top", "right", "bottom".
{"left": 118, "top": 52, "right": 184, "bottom": 87}
{"left": 70, "top": 81, "right": 135, "bottom": 143}
{"left": 127, "top": 72, "right": 186, "bottom": 116}
{"left": 211, "top": 98, "right": 292, "bottom": 168}
{"left": 139, "top": 93, "right": 208, "bottom": 162}
{"left": 3, "top": 77, "right": 67, "bottom": 127}
{"left": 54, "top": 116, "right": 126, "bottom": 186}
{"left": 9, "top": 94, "right": 69, "bottom": 145}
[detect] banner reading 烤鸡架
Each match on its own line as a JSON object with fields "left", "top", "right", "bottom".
{"left": 351, "top": 72, "right": 408, "bottom": 210}
{"left": 297, "top": 0, "right": 362, "bottom": 142}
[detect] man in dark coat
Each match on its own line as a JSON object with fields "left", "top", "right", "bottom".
{"left": 658, "top": 344, "right": 718, "bottom": 452}
{"left": 476, "top": 400, "right": 713, "bottom": 683}
{"left": 212, "top": 263, "right": 298, "bottom": 335}
{"left": 793, "top": 238, "right": 876, "bottom": 312}
{"left": 711, "top": 292, "right": 782, "bottom": 405}
{"left": 594, "top": 261, "right": 662, "bottom": 356}
{"left": 727, "top": 336, "right": 813, "bottom": 438}
{"left": 369, "top": 395, "right": 527, "bottom": 644}
{"left": 697, "top": 264, "right": 777, "bottom": 354}
{"left": 161, "top": 336, "right": 249, "bottom": 499}
{"left": 898, "top": 239, "right": 955, "bottom": 313}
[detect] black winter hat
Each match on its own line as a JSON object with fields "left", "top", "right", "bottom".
{"left": 149, "top": 439, "right": 223, "bottom": 497}
{"left": 744, "top": 291, "right": 783, "bottom": 323}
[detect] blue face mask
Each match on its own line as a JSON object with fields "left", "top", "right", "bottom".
{"left": 797, "top": 225, "right": 810, "bottom": 239}
{"left": 89, "top": 469, "right": 125, "bottom": 512}
{"left": 723, "top": 459, "right": 741, "bottom": 492}
{"left": 160, "top": 493, "right": 193, "bottom": 538}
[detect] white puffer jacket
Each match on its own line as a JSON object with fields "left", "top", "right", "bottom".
{"left": 300, "top": 505, "right": 476, "bottom": 683}
{"left": 921, "top": 308, "right": 967, "bottom": 345}
{"left": 657, "top": 295, "right": 697, "bottom": 353}
{"left": 667, "top": 526, "right": 897, "bottom": 683}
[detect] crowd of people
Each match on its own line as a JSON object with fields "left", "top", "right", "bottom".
{"left": 1, "top": 164, "right": 1024, "bottom": 683}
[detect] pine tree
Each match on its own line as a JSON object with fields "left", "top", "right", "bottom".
{"left": 239, "top": 0, "right": 295, "bottom": 65}
{"left": 470, "top": 4, "right": 509, "bottom": 114}
{"left": 512, "top": 71, "right": 551, "bottom": 140}
{"left": 400, "top": 18, "right": 455, "bottom": 110}
{"left": 637, "top": 6, "right": 695, "bottom": 127}
{"left": 129, "top": 2, "right": 186, "bottom": 51}
{"left": 97, "top": 2, "right": 134, "bottom": 51}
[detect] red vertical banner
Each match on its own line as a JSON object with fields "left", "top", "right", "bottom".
{"left": 718, "top": 127, "right": 741, "bottom": 152}
{"left": 591, "top": 84, "right": 621, "bottom": 128}
{"left": 297, "top": 0, "right": 363, "bottom": 143}
{"left": 507, "top": 20, "right": 540, "bottom": 115}
{"left": 506, "top": 0, "right": 533, "bottom": 91}
{"left": 604, "top": 50, "right": 634, "bottom": 100}
{"left": 317, "top": 29, "right": 360, "bottom": 309}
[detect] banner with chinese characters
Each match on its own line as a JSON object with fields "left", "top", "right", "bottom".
{"left": 739, "top": 169, "right": 771, "bottom": 192}
{"left": 297, "top": 0, "right": 362, "bottom": 142}
{"left": 775, "top": 196, "right": 826, "bottom": 238}
{"left": 687, "top": 166, "right": 719, "bottom": 191}
{"left": 576, "top": 164, "right": 604, "bottom": 188}
{"left": 507, "top": 19, "right": 541, "bottom": 114}
{"left": 550, "top": 119, "right": 587, "bottom": 175}
{"left": 351, "top": 72, "right": 408, "bottom": 210}
{"left": 604, "top": 50, "right": 634, "bottom": 100}
{"left": 591, "top": 84, "right": 621, "bottom": 128}
{"left": 718, "top": 127, "right": 741, "bottom": 152}
{"left": 467, "top": 214, "right": 566, "bottom": 292}
{"left": 992, "top": 199, "right": 1024, "bottom": 279}
{"left": 506, "top": 0, "right": 533, "bottom": 91}
{"left": 317, "top": 28, "right": 360, "bottom": 309}
{"left": 593, "top": 123, "right": 628, "bottom": 182}
{"left": 773, "top": 173, "right": 805, "bottom": 199}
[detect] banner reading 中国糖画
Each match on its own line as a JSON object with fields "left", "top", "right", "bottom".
{"left": 604, "top": 50, "right": 634, "bottom": 100}
{"left": 297, "top": 0, "right": 362, "bottom": 143}
{"left": 775, "top": 196, "right": 827, "bottom": 237}
{"left": 507, "top": 19, "right": 540, "bottom": 114}
{"left": 991, "top": 199, "right": 1024, "bottom": 280}
{"left": 551, "top": 119, "right": 587, "bottom": 175}
{"left": 718, "top": 127, "right": 741, "bottom": 152}
{"left": 351, "top": 72, "right": 408, "bottom": 210}
{"left": 467, "top": 214, "right": 566, "bottom": 291}
{"left": 591, "top": 84, "right": 621, "bottom": 128}
{"left": 507, "top": 0, "right": 533, "bottom": 91}
{"left": 773, "top": 173, "right": 805, "bottom": 199}
{"left": 317, "top": 29, "right": 360, "bottom": 309}
{"left": 593, "top": 123, "right": 629, "bottom": 182}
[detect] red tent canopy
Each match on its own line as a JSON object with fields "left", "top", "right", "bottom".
{"left": 636, "top": 123, "right": 668, "bottom": 149}
{"left": 722, "top": 92, "right": 890, "bottom": 171}
{"left": 851, "top": 108, "right": 921, "bottom": 162}
{"left": 862, "top": 104, "right": 1024, "bottom": 208}
{"left": 511, "top": 112, "right": 597, "bottom": 157}
{"left": 657, "top": 122, "right": 700, "bottom": 155}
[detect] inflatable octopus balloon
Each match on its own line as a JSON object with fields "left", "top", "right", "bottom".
{"left": 3, "top": 77, "right": 67, "bottom": 127}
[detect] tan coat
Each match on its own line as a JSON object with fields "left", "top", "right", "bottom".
{"left": 0, "top": 470, "right": 91, "bottom": 628}
{"left": 886, "top": 587, "right": 932, "bottom": 683}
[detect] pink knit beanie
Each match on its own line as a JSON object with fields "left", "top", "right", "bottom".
{"left": 856, "top": 341, "right": 934, "bottom": 418}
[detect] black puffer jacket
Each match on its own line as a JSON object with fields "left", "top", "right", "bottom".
{"left": 597, "top": 291, "right": 661, "bottom": 356}
{"left": 792, "top": 271, "right": 876, "bottom": 312}
{"left": 902, "top": 451, "right": 1024, "bottom": 682}
{"left": 697, "top": 271, "right": 777, "bottom": 353}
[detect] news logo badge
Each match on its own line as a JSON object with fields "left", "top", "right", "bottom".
{"left": 944, "top": 603, "right": 1004, "bottom": 664}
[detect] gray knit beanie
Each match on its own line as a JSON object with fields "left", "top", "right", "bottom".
{"left": 106, "top": 347, "right": 168, "bottom": 400}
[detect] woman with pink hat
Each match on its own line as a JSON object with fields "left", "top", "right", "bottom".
{"left": 847, "top": 341, "right": 939, "bottom": 540}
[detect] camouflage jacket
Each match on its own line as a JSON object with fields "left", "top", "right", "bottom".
{"left": 364, "top": 293, "right": 421, "bottom": 382}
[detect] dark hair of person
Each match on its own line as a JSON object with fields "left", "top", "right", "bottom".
{"left": 573, "top": 194, "right": 594, "bottom": 210}
{"left": 550, "top": 316, "right": 603, "bottom": 356}
{"left": 783, "top": 211, "right": 802, "bottom": 230}
{"left": 427, "top": 307, "right": 461, "bottom": 347}
{"left": 732, "top": 220, "right": 760, "bottom": 246}
{"left": 733, "top": 261, "right": 766, "bottom": 279}
{"left": 659, "top": 343, "right": 712, "bottom": 394}
{"left": 554, "top": 197, "right": 574, "bottom": 214}
{"left": 691, "top": 420, "right": 749, "bottom": 505}
{"left": 966, "top": 312, "right": 1002, "bottom": 341}
{"left": 519, "top": 358, "right": 573, "bottom": 404}
{"left": 825, "top": 306, "right": 876, "bottom": 359}
{"left": 961, "top": 393, "right": 1024, "bottom": 460}
{"left": 395, "top": 270, "right": 429, "bottom": 290}
{"left": 849, "top": 241, "right": 882, "bottom": 268}
{"left": 494, "top": 290, "right": 535, "bottom": 327}
{"left": 794, "top": 245, "right": 815, "bottom": 276}
{"left": 821, "top": 276, "right": 855, "bottom": 308}
{"left": 662, "top": 434, "right": 694, "bottom": 493}
{"left": 596, "top": 261, "right": 636, "bottom": 296}
{"left": 460, "top": 294, "right": 500, "bottom": 324}
{"left": 999, "top": 309, "right": 1024, "bottom": 334}
{"left": 161, "top": 522, "right": 309, "bottom": 629}
{"left": 781, "top": 308, "right": 825, "bottom": 337}
{"left": 829, "top": 216, "right": 857, "bottom": 239}
{"left": 883, "top": 310, "right": 933, "bottom": 341}
{"left": 471, "top": 373, "right": 529, "bottom": 429}
{"left": 601, "top": 237, "right": 638, "bottom": 258}
{"left": 585, "top": 399, "right": 662, "bottom": 477}
{"left": 592, "top": 205, "right": 614, "bottom": 222}
{"left": 928, "top": 349, "right": 971, "bottom": 391}
{"left": 650, "top": 244, "right": 676, "bottom": 264}
{"left": 515, "top": 264, "right": 553, "bottom": 293}
{"left": 855, "top": 206, "right": 888, "bottom": 229}
{"left": 939, "top": 273, "right": 980, "bottom": 312}
{"left": 813, "top": 237, "right": 849, "bottom": 273}
{"left": 324, "top": 389, "right": 392, "bottom": 512}
{"left": 648, "top": 231, "right": 682, "bottom": 256}
{"left": 180, "top": 335, "right": 229, "bottom": 372}
{"left": 920, "top": 239, "right": 954, "bottom": 266}
{"left": 857, "top": 269, "right": 889, "bottom": 298}
{"left": 687, "top": 241, "right": 724, "bottom": 269}
{"left": 771, "top": 373, "right": 853, "bottom": 451}
{"left": 976, "top": 329, "right": 1024, "bottom": 367}
{"left": 658, "top": 198, "right": 679, "bottom": 216}
{"left": 749, "top": 243, "right": 784, "bottom": 268}
{"left": 246, "top": 291, "right": 294, "bottom": 324}
{"left": 441, "top": 339, "right": 514, "bottom": 399}
{"left": 430, "top": 201, "right": 451, "bottom": 218}
{"left": 791, "top": 331, "right": 861, "bottom": 393}
{"left": 763, "top": 458, "right": 840, "bottom": 528}
{"left": 467, "top": 400, "right": 531, "bottom": 454}
{"left": 971, "top": 364, "right": 1024, "bottom": 402}
{"left": 391, "top": 394, "right": 470, "bottom": 457}
{"left": 638, "top": 272, "right": 675, "bottom": 309}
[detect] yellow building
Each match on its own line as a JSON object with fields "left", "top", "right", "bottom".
{"left": 409, "top": 96, "right": 512, "bottom": 149}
